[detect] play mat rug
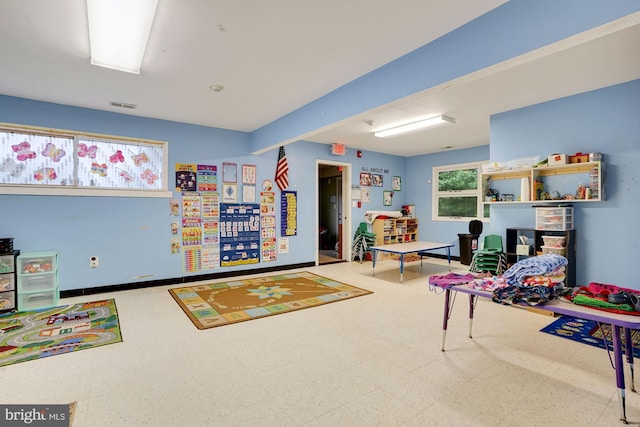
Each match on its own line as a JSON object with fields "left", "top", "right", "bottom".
{"left": 540, "top": 315, "right": 640, "bottom": 358}
{"left": 169, "top": 271, "right": 373, "bottom": 329}
{"left": 0, "top": 299, "right": 122, "bottom": 367}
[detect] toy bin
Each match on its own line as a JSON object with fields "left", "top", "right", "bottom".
{"left": 0, "top": 291, "right": 15, "bottom": 311}
{"left": 0, "top": 254, "right": 15, "bottom": 273}
{"left": 18, "top": 289, "right": 59, "bottom": 311}
{"left": 542, "top": 246, "right": 566, "bottom": 256}
{"left": 18, "top": 273, "right": 57, "bottom": 293}
{"left": 535, "top": 207, "right": 574, "bottom": 231}
{"left": 542, "top": 236, "right": 566, "bottom": 248}
{"left": 17, "top": 251, "right": 58, "bottom": 275}
{"left": 0, "top": 274, "right": 15, "bottom": 292}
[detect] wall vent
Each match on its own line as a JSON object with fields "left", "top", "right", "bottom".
{"left": 109, "top": 101, "right": 137, "bottom": 109}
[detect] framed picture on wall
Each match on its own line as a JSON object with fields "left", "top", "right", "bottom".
{"left": 383, "top": 190, "right": 393, "bottom": 206}
{"left": 373, "top": 174, "right": 383, "bottom": 187}
{"left": 223, "top": 162, "right": 237, "bottom": 183}
{"left": 392, "top": 176, "right": 401, "bottom": 191}
{"left": 359, "top": 172, "right": 372, "bottom": 187}
{"left": 242, "top": 164, "right": 256, "bottom": 184}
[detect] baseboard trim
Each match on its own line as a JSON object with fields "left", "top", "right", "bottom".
{"left": 60, "top": 262, "right": 315, "bottom": 298}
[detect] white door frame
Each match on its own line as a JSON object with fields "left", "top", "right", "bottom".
{"left": 316, "top": 160, "right": 351, "bottom": 264}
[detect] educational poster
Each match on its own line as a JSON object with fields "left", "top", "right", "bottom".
{"left": 197, "top": 164, "right": 217, "bottom": 191}
{"left": 182, "top": 194, "right": 201, "bottom": 217}
{"left": 201, "top": 244, "right": 219, "bottom": 270}
{"left": 219, "top": 203, "right": 260, "bottom": 266}
{"left": 260, "top": 191, "right": 275, "bottom": 214}
{"left": 179, "top": 192, "right": 221, "bottom": 271}
{"left": 183, "top": 247, "right": 201, "bottom": 272}
{"left": 170, "top": 199, "right": 180, "bottom": 216}
{"left": 201, "top": 192, "right": 220, "bottom": 218}
{"left": 281, "top": 190, "right": 297, "bottom": 236}
{"left": 243, "top": 185, "right": 256, "bottom": 203}
{"left": 262, "top": 237, "right": 277, "bottom": 262}
{"left": 261, "top": 215, "right": 277, "bottom": 262}
{"left": 222, "top": 183, "right": 237, "bottom": 202}
{"left": 362, "top": 187, "right": 371, "bottom": 203}
{"left": 176, "top": 163, "right": 197, "bottom": 191}
{"left": 181, "top": 217, "right": 202, "bottom": 246}
{"left": 278, "top": 238, "right": 289, "bottom": 254}
{"left": 170, "top": 236, "right": 181, "bottom": 254}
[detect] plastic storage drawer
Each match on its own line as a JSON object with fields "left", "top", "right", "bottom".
{"left": 0, "top": 273, "right": 15, "bottom": 292}
{"left": 535, "top": 207, "right": 574, "bottom": 231}
{"left": 0, "top": 254, "right": 15, "bottom": 274}
{"left": 17, "top": 252, "right": 58, "bottom": 275}
{"left": 0, "top": 291, "right": 15, "bottom": 310}
{"left": 18, "top": 272, "right": 57, "bottom": 293}
{"left": 18, "top": 289, "right": 59, "bottom": 311}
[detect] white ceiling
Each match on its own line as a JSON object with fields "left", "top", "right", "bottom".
{"left": 1, "top": 1, "right": 638, "bottom": 157}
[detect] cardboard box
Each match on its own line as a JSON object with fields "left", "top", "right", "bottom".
{"left": 548, "top": 154, "right": 568, "bottom": 165}
{"left": 570, "top": 152, "right": 589, "bottom": 163}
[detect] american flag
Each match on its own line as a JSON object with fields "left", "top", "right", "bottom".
{"left": 275, "top": 146, "right": 289, "bottom": 191}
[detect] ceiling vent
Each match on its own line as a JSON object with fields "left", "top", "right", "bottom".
{"left": 109, "top": 101, "right": 137, "bottom": 110}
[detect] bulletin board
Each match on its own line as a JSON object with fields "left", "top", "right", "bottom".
{"left": 219, "top": 203, "right": 261, "bottom": 266}
{"left": 280, "top": 190, "right": 297, "bottom": 236}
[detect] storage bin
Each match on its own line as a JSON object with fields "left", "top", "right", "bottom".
{"left": 0, "top": 254, "right": 14, "bottom": 273}
{"left": 570, "top": 153, "right": 590, "bottom": 163}
{"left": 18, "top": 272, "right": 57, "bottom": 292}
{"left": 535, "top": 207, "right": 574, "bottom": 231}
{"left": 542, "top": 246, "right": 566, "bottom": 256}
{"left": 0, "top": 238, "right": 13, "bottom": 254}
{"left": 542, "top": 236, "right": 566, "bottom": 248}
{"left": 0, "top": 291, "right": 15, "bottom": 310}
{"left": 0, "top": 274, "right": 15, "bottom": 292}
{"left": 18, "top": 289, "right": 59, "bottom": 311}
{"left": 548, "top": 154, "right": 568, "bottom": 165}
{"left": 17, "top": 252, "right": 58, "bottom": 275}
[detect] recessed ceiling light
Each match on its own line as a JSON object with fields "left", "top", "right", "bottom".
{"left": 209, "top": 84, "right": 224, "bottom": 93}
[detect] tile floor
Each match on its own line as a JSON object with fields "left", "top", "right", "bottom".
{"left": 1, "top": 258, "right": 638, "bottom": 426}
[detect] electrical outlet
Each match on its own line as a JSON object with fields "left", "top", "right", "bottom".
{"left": 90, "top": 256, "right": 99, "bottom": 268}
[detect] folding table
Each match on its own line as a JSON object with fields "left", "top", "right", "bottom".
{"left": 432, "top": 282, "right": 640, "bottom": 424}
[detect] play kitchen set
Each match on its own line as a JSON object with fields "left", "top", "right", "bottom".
{"left": 0, "top": 237, "right": 60, "bottom": 313}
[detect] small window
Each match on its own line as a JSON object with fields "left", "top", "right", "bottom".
{"left": 432, "top": 161, "right": 488, "bottom": 221}
{"left": 0, "top": 123, "right": 169, "bottom": 197}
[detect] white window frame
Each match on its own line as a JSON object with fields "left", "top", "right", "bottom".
{"left": 0, "top": 123, "right": 171, "bottom": 198}
{"left": 432, "top": 160, "right": 488, "bottom": 222}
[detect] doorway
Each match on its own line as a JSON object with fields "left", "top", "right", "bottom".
{"left": 317, "top": 161, "right": 351, "bottom": 265}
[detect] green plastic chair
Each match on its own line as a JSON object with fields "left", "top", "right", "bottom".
{"left": 470, "top": 234, "right": 506, "bottom": 275}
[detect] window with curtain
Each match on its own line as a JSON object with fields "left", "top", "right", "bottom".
{"left": 0, "top": 124, "right": 169, "bottom": 197}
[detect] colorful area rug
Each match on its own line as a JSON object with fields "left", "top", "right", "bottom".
{"left": 0, "top": 299, "right": 122, "bottom": 367}
{"left": 540, "top": 315, "right": 640, "bottom": 358}
{"left": 169, "top": 271, "right": 372, "bottom": 329}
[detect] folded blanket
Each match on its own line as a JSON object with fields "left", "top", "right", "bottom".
{"left": 502, "top": 254, "right": 568, "bottom": 285}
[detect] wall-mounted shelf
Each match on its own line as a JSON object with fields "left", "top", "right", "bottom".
{"left": 482, "top": 161, "right": 604, "bottom": 204}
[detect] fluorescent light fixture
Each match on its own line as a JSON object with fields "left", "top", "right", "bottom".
{"left": 374, "top": 115, "right": 455, "bottom": 138}
{"left": 87, "top": 0, "right": 158, "bottom": 74}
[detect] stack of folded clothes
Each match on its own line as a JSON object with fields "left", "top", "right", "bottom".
{"left": 488, "top": 254, "right": 568, "bottom": 306}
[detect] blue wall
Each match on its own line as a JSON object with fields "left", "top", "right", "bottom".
{"left": 406, "top": 145, "right": 490, "bottom": 257}
{"left": 487, "top": 80, "right": 640, "bottom": 288}
{"left": 0, "top": 96, "right": 409, "bottom": 291}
